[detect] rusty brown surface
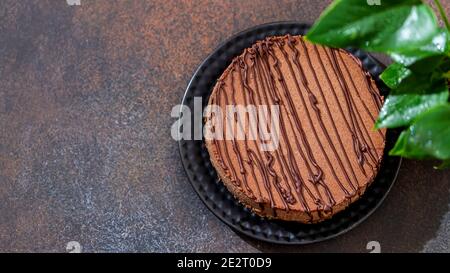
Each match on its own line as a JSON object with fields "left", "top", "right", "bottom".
{"left": 0, "top": 0, "right": 449, "bottom": 252}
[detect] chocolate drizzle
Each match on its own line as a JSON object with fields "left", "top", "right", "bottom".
{"left": 214, "top": 82, "right": 241, "bottom": 188}
{"left": 326, "top": 49, "right": 379, "bottom": 171}
{"left": 206, "top": 35, "right": 385, "bottom": 222}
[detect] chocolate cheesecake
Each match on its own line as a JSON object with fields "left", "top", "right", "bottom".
{"left": 204, "top": 35, "right": 385, "bottom": 223}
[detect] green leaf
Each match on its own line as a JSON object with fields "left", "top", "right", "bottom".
{"left": 388, "top": 30, "right": 448, "bottom": 66}
{"left": 380, "top": 63, "right": 412, "bottom": 89}
{"left": 306, "top": 0, "right": 447, "bottom": 66}
{"left": 408, "top": 54, "right": 446, "bottom": 75}
{"left": 386, "top": 29, "right": 448, "bottom": 66}
{"left": 389, "top": 104, "right": 450, "bottom": 160}
{"left": 375, "top": 77, "right": 449, "bottom": 128}
{"left": 380, "top": 55, "right": 448, "bottom": 89}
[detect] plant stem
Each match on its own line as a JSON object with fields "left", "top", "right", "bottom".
{"left": 434, "top": 0, "right": 450, "bottom": 31}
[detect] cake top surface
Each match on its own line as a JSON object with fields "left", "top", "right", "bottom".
{"left": 205, "top": 35, "right": 385, "bottom": 218}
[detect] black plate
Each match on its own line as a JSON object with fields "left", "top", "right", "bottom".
{"left": 178, "top": 22, "right": 402, "bottom": 245}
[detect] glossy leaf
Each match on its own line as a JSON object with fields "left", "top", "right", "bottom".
{"left": 375, "top": 77, "right": 448, "bottom": 128}
{"left": 306, "top": 0, "right": 447, "bottom": 66}
{"left": 388, "top": 30, "right": 448, "bottom": 66}
{"left": 380, "top": 62, "right": 412, "bottom": 89}
{"left": 389, "top": 104, "right": 450, "bottom": 160}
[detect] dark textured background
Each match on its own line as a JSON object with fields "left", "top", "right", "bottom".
{"left": 0, "top": 0, "right": 449, "bottom": 253}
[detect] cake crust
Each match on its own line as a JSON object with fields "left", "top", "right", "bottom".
{"left": 204, "top": 35, "right": 385, "bottom": 223}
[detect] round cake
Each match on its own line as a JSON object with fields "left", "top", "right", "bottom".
{"left": 204, "top": 35, "right": 385, "bottom": 223}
